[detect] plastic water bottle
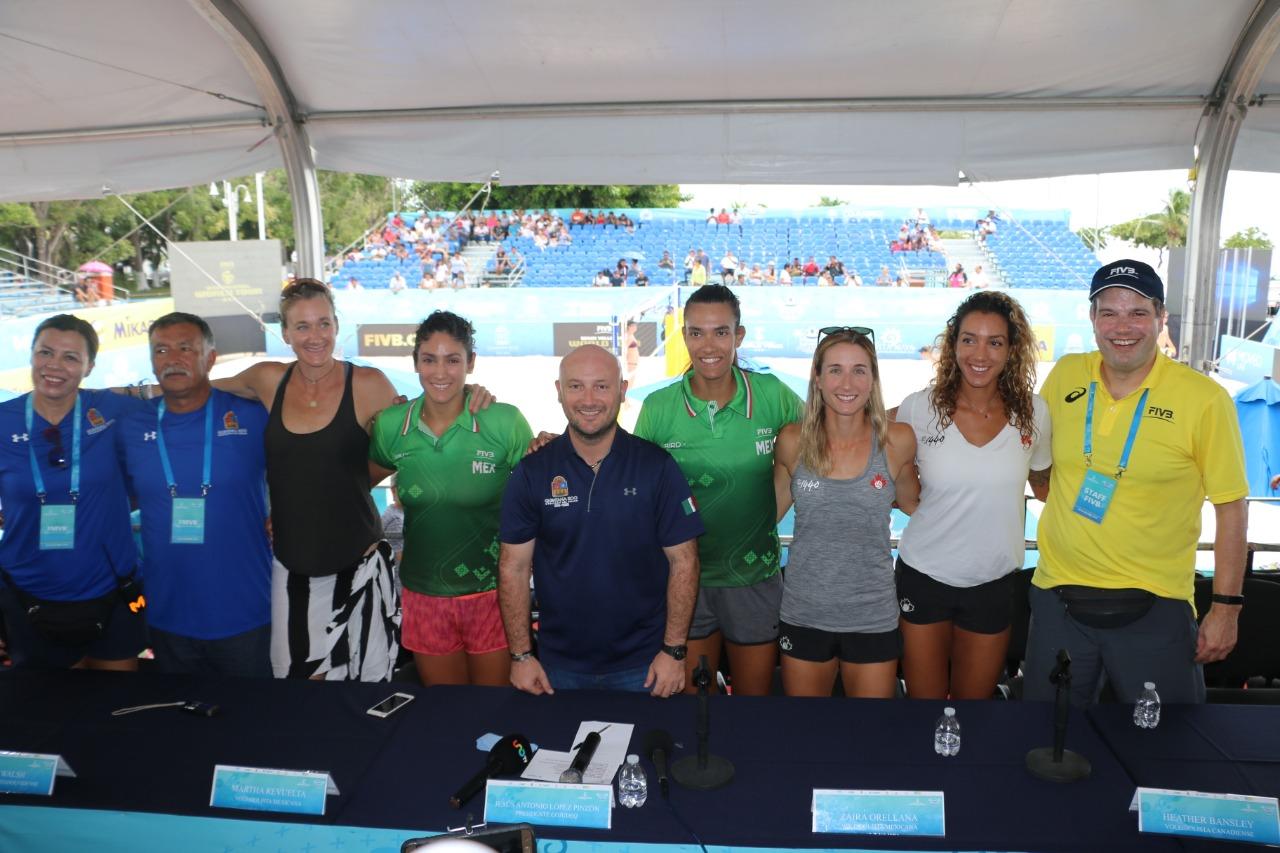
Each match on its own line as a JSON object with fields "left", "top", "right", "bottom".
{"left": 1133, "top": 682, "right": 1161, "bottom": 729}
{"left": 617, "top": 754, "right": 648, "bottom": 808}
{"left": 933, "top": 707, "right": 961, "bottom": 757}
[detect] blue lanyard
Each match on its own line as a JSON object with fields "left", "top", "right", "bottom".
{"left": 1083, "top": 382, "right": 1149, "bottom": 478}
{"left": 25, "top": 392, "right": 82, "bottom": 504}
{"left": 156, "top": 399, "right": 214, "bottom": 497}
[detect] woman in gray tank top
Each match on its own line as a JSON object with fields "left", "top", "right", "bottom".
{"left": 772, "top": 327, "right": 919, "bottom": 698}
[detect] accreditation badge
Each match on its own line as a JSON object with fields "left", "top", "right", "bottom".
{"left": 171, "top": 497, "right": 206, "bottom": 544}
{"left": 1072, "top": 469, "right": 1117, "bottom": 524}
{"left": 38, "top": 504, "right": 76, "bottom": 550}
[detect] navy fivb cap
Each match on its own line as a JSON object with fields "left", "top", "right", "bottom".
{"left": 1089, "top": 259, "right": 1164, "bottom": 303}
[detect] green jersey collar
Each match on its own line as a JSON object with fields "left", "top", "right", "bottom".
{"left": 400, "top": 392, "right": 479, "bottom": 438}
{"left": 680, "top": 365, "right": 754, "bottom": 419}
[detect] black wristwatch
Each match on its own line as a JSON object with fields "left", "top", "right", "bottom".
{"left": 510, "top": 650, "right": 535, "bottom": 663}
{"left": 660, "top": 643, "right": 688, "bottom": 661}
{"left": 1210, "top": 593, "right": 1244, "bottom": 606}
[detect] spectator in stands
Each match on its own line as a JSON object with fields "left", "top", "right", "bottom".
{"left": 74, "top": 277, "right": 98, "bottom": 306}
{"left": 659, "top": 251, "right": 675, "bottom": 271}
{"left": 389, "top": 271, "right": 407, "bottom": 293}
{"left": 763, "top": 263, "right": 777, "bottom": 285}
{"left": 690, "top": 258, "right": 708, "bottom": 287}
{"left": 715, "top": 208, "right": 731, "bottom": 226}
{"left": 605, "top": 212, "right": 619, "bottom": 229}
{"left": 895, "top": 274, "right": 911, "bottom": 288}
{"left": 706, "top": 208, "right": 717, "bottom": 225}
{"left": 824, "top": 256, "right": 846, "bottom": 281}
{"left": 772, "top": 327, "right": 919, "bottom": 698}
{"left": 720, "top": 250, "right": 739, "bottom": 282}
{"left": 970, "top": 264, "right": 990, "bottom": 290}
{"left": 892, "top": 292, "right": 1050, "bottom": 701}
{"left": 493, "top": 248, "right": 510, "bottom": 275}
{"left": 802, "top": 257, "right": 820, "bottom": 285}
{"left": 347, "top": 275, "right": 362, "bottom": 291}
{"left": 848, "top": 271, "right": 864, "bottom": 287}
{"left": 747, "top": 264, "right": 764, "bottom": 286}
{"left": 434, "top": 260, "right": 451, "bottom": 288}
{"left": 735, "top": 273, "right": 748, "bottom": 287}
{"left": 570, "top": 208, "right": 587, "bottom": 228}
{"left": 948, "top": 264, "right": 968, "bottom": 288}
{"left": 418, "top": 270, "right": 438, "bottom": 290}
{"left": 451, "top": 256, "right": 469, "bottom": 289}
{"left": 682, "top": 249, "right": 696, "bottom": 283}
{"left": 876, "top": 266, "right": 894, "bottom": 287}
{"left": 635, "top": 265, "right": 650, "bottom": 287}
{"left": 593, "top": 269, "right": 612, "bottom": 288}
{"left": 635, "top": 285, "right": 803, "bottom": 696}
{"left": 697, "top": 248, "right": 711, "bottom": 276}
{"left": 778, "top": 264, "right": 793, "bottom": 286}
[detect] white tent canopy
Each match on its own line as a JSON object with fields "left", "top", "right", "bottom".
{"left": 3, "top": 0, "right": 1280, "bottom": 365}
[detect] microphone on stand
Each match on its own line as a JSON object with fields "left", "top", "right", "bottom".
{"left": 671, "top": 656, "right": 734, "bottom": 790}
{"left": 450, "top": 734, "right": 533, "bottom": 808}
{"left": 1026, "top": 649, "right": 1091, "bottom": 782}
{"left": 644, "top": 729, "right": 674, "bottom": 800}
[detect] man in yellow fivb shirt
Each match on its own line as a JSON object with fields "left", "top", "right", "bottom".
{"left": 1025, "top": 260, "right": 1247, "bottom": 707}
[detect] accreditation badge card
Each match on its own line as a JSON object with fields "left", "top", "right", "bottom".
{"left": 210, "top": 765, "right": 339, "bottom": 816}
{"left": 1132, "top": 787, "right": 1280, "bottom": 846}
{"left": 812, "top": 789, "right": 945, "bottom": 837}
{"left": 0, "top": 751, "right": 76, "bottom": 796}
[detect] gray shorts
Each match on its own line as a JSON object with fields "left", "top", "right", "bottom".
{"left": 1023, "top": 583, "right": 1204, "bottom": 706}
{"left": 689, "top": 573, "right": 782, "bottom": 645}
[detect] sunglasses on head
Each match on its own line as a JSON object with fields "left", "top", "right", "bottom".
{"left": 42, "top": 426, "right": 67, "bottom": 469}
{"left": 818, "top": 326, "right": 876, "bottom": 347}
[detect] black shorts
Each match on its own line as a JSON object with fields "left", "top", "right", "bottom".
{"left": 894, "top": 557, "right": 1016, "bottom": 635}
{"left": 778, "top": 620, "right": 901, "bottom": 664}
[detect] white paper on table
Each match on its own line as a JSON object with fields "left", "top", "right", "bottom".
{"left": 519, "top": 721, "right": 634, "bottom": 786}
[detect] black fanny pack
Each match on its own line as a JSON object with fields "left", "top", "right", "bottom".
{"left": 1053, "top": 585, "right": 1156, "bottom": 629}
{"left": 2, "top": 570, "right": 144, "bottom": 648}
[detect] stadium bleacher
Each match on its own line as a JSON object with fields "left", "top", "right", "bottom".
{"left": 0, "top": 271, "right": 78, "bottom": 316}
{"left": 331, "top": 208, "right": 1098, "bottom": 290}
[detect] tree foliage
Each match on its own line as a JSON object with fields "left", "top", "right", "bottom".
{"left": 0, "top": 171, "right": 395, "bottom": 284}
{"left": 408, "top": 182, "right": 686, "bottom": 212}
{"left": 1076, "top": 226, "right": 1109, "bottom": 252}
{"left": 817, "top": 196, "right": 847, "bottom": 207}
{"left": 1107, "top": 188, "right": 1191, "bottom": 263}
{"left": 1222, "top": 226, "right": 1273, "bottom": 250}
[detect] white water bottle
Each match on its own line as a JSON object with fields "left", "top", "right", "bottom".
{"left": 617, "top": 754, "right": 648, "bottom": 807}
{"left": 933, "top": 707, "right": 961, "bottom": 757}
{"left": 1133, "top": 682, "right": 1161, "bottom": 729}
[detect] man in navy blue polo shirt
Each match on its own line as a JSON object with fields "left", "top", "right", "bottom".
{"left": 499, "top": 345, "right": 703, "bottom": 696}
{"left": 122, "top": 312, "right": 272, "bottom": 677}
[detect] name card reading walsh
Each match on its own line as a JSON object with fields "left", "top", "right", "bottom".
{"left": 0, "top": 751, "right": 76, "bottom": 796}
{"left": 210, "top": 765, "right": 339, "bottom": 816}
{"left": 812, "top": 789, "right": 946, "bottom": 837}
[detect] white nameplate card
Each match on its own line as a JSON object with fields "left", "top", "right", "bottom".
{"left": 812, "top": 789, "right": 946, "bottom": 837}
{"left": 210, "top": 765, "right": 340, "bottom": 816}
{"left": 0, "top": 751, "right": 76, "bottom": 796}
{"left": 485, "top": 778, "right": 612, "bottom": 830}
{"left": 1133, "top": 787, "right": 1280, "bottom": 846}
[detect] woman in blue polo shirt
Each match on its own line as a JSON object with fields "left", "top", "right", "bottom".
{"left": 0, "top": 314, "right": 146, "bottom": 670}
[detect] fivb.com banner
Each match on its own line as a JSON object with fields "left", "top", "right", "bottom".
{"left": 264, "top": 287, "right": 1094, "bottom": 361}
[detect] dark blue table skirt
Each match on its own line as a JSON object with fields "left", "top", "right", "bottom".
{"left": 1, "top": 669, "right": 1190, "bottom": 851}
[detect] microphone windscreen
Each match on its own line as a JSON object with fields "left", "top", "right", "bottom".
{"left": 643, "top": 729, "right": 674, "bottom": 758}
{"left": 491, "top": 734, "right": 534, "bottom": 773}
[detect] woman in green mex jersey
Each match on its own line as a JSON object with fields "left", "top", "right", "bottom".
{"left": 634, "top": 285, "right": 803, "bottom": 695}
{"left": 370, "top": 311, "right": 532, "bottom": 686}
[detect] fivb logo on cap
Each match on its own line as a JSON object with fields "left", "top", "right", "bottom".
{"left": 1088, "top": 259, "right": 1164, "bottom": 303}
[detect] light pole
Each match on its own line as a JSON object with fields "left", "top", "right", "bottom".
{"left": 209, "top": 179, "right": 256, "bottom": 241}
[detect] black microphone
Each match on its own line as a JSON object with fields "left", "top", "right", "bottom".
{"left": 644, "top": 729, "right": 674, "bottom": 799}
{"left": 559, "top": 730, "right": 602, "bottom": 783}
{"left": 450, "top": 734, "right": 533, "bottom": 808}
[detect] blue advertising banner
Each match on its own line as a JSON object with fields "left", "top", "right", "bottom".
{"left": 266, "top": 287, "right": 1094, "bottom": 361}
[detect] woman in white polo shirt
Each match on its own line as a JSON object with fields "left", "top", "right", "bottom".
{"left": 893, "top": 291, "right": 1051, "bottom": 700}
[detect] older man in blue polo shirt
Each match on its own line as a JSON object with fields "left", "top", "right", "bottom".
{"left": 498, "top": 344, "right": 703, "bottom": 696}
{"left": 122, "top": 312, "right": 272, "bottom": 677}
